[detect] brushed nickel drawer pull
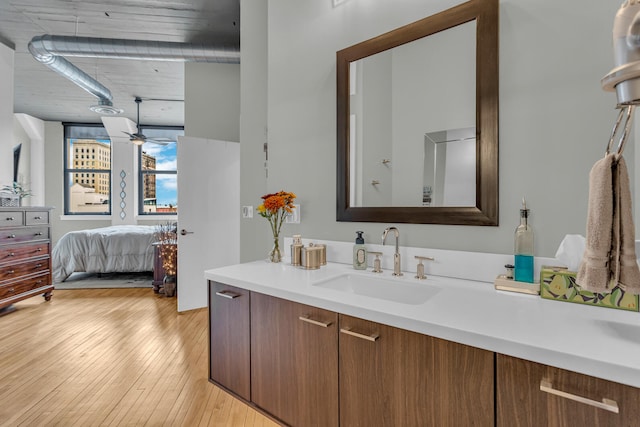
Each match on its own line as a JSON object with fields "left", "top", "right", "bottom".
{"left": 35, "top": 264, "right": 43, "bottom": 268}
{"left": 540, "top": 379, "right": 619, "bottom": 413}
{"left": 37, "top": 280, "right": 43, "bottom": 284}
{"left": 9, "top": 252, "right": 15, "bottom": 257}
{"left": 35, "top": 232, "right": 43, "bottom": 236}
{"left": 8, "top": 234, "right": 15, "bottom": 239}
{"left": 215, "top": 290, "right": 241, "bottom": 299}
{"left": 340, "top": 327, "right": 379, "bottom": 342}
{"left": 8, "top": 270, "right": 15, "bottom": 274}
{"left": 34, "top": 216, "right": 42, "bottom": 220}
{"left": 37, "top": 248, "right": 43, "bottom": 252}
{"left": 299, "top": 315, "right": 332, "bottom": 328}
{"left": 6, "top": 217, "right": 14, "bottom": 221}
{"left": 9, "top": 287, "right": 15, "bottom": 293}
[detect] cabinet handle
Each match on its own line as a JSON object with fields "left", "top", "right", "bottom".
{"left": 6, "top": 217, "right": 14, "bottom": 221}
{"left": 9, "top": 252, "right": 15, "bottom": 257}
{"left": 34, "top": 216, "right": 42, "bottom": 220}
{"left": 299, "top": 315, "right": 332, "bottom": 328}
{"left": 8, "top": 234, "right": 15, "bottom": 239}
{"left": 215, "top": 290, "right": 241, "bottom": 299}
{"left": 35, "top": 232, "right": 43, "bottom": 236}
{"left": 37, "top": 248, "right": 43, "bottom": 252}
{"left": 8, "top": 270, "right": 15, "bottom": 274}
{"left": 340, "top": 327, "right": 379, "bottom": 342}
{"left": 8, "top": 287, "right": 15, "bottom": 293}
{"left": 540, "top": 379, "right": 619, "bottom": 414}
{"left": 35, "top": 264, "right": 43, "bottom": 268}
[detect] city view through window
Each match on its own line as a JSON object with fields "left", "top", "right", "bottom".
{"left": 65, "top": 126, "right": 179, "bottom": 215}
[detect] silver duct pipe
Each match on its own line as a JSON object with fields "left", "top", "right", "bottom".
{"left": 28, "top": 35, "right": 241, "bottom": 113}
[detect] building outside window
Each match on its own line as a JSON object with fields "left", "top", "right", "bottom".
{"left": 63, "top": 124, "right": 111, "bottom": 215}
{"left": 137, "top": 127, "right": 182, "bottom": 215}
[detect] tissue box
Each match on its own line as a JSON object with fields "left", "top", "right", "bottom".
{"left": 540, "top": 266, "right": 639, "bottom": 312}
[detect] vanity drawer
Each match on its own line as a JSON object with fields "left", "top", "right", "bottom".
{"left": 0, "top": 258, "right": 50, "bottom": 282}
{"left": 0, "top": 211, "right": 23, "bottom": 227}
{"left": 0, "top": 226, "right": 49, "bottom": 244}
{"left": 0, "top": 274, "right": 50, "bottom": 300}
{"left": 25, "top": 211, "right": 49, "bottom": 225}
{"left": 0, "top": 243, "right": 49, "bottom": 264}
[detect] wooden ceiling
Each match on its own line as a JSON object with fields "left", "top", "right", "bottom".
{"left": 0, "top": 0, "right": 240, "bottom": 126}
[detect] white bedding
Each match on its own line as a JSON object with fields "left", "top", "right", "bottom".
{"left": 52, "top": 225, "right": 157, "bottom": 282}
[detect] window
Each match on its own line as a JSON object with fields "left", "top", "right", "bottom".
{"left": 137, "top": 126, "right": 182, "bottom": 215}
{"left": 63, "top": 124, "right": 111, "bottom": 215}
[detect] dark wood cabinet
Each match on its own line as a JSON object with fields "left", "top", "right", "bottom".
{"left": 251, "top": 292, "right": 339, "bottom": 427}
{"left": 0, "top": 207, "right": 53, "bottom": 311}
{"left": 339, "top": 314, "right": 494, "bottom": 427}
{"left": 497, "top": 353, "right": 640, "bottom": 427}
{"left": 208, "top": 282, "right": 251, "bottom": 401}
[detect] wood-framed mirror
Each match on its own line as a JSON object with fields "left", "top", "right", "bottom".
{"left": 336, "top": 0, "right": 498, "bottom": 225}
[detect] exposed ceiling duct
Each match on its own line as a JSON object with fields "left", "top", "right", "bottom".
{"left": 28, "top": 34, "right": 241, "bottom": 114}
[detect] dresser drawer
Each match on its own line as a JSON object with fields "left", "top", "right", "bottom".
{"left": 25, "top": 211, "right": 49, "bottom": 225}
{"left": 0, "top": 274, "right": 50, "bottom": 300}
{"left": 0, "top": 226, "right": 49, "bottom": 244}
{"left": 0, "top": 211, "right": 23, "bottom": 227}
{"left": 0, "top": 258, "right": 50, "bottom": 282}
{"left": 0, "top": 243, "right": 49, "bottom": 264}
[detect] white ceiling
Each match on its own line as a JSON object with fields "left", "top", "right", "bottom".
{"left": 0, "top": 0, "right": 240, "bottom": 126}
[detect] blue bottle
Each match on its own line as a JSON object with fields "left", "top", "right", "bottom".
{"left": 514, "top": 199, "right": 534, "bottom": 283}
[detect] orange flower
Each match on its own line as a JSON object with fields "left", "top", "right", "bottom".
{"left": 259, "top": 190, "right": 297, "bottom": 237}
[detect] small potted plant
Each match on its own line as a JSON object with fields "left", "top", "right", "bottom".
{"left": 0, "top": 182, "right": 32, "bottom": 207}
{"left": 154, "top": 222, "right": 178, "bottom": 297}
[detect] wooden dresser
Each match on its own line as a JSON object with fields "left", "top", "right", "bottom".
{"left": 0, "top": 207, "right": 54, "bottom": 310}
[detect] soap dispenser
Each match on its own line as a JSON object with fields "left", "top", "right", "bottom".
{"left": 514, "top": 198, "right": 534, "bottom": 283}
{"left": 353, "top": 231, "right": 367, "bottom": 270}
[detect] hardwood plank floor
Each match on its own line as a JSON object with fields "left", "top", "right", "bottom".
{"left": 0, "top": 289, "right": 278, "bottom": 427}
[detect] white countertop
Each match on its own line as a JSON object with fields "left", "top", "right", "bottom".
{"left": 205, "top": 260, "right": 640, "bottom": 388}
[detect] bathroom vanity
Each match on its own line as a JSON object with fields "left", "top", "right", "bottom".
{"left": 205, "top": 261, "right": 640, "bottom": 426}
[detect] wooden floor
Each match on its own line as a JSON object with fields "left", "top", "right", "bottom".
{"left": 0, "top": 289, "right": 278, "bottom": 427}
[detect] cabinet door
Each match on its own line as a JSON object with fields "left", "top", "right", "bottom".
{"left": 339, "top": 314, "right": 494, "bottom": 427}
{"left": 209, "top": 282, "right": 251, "bottom": 401}
{"left": 497, "top": 353, "right": 640, "bottom": 427}
{"left": 251, "top": 292, "right": 338, "bottom": 427}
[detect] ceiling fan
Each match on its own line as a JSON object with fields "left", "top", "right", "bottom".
{"left": 123, "top": 97, "right": 174, "bottom": 146}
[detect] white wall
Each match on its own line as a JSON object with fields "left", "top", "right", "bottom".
{"left": 185, "top": 62, "right": 240, "bottom": 142}
{"left": 240, "top": 0, "right": 620, "bottom": 259}
{"left": 0, "top": 42, "right": 14, "bottom": 186}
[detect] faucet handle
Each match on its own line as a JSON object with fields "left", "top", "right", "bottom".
{"left": 369, "top": 252, "right": 383, "bottom": 273}
{"left": 415, "top": 255, "right": 434, "bottom": 280}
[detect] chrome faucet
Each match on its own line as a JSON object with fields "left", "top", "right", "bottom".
{"left": 382, "top": 227, "right": 402, "bottom": 276}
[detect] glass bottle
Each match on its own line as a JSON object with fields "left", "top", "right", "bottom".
{"left": 514, "top": 199, "right": 534, "bottom": 283}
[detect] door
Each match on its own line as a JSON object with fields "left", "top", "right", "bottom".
{"left": 251, "top": 292, "right": 339, "bottom": 427}
{"left": 209, "top": 282, "right": 250, "bottom": 400}
{"left": 339, "top": 314, "right": 494, "bottom": 427}
{"left": 177, "top": 136, "right": 240, "bottom": 312}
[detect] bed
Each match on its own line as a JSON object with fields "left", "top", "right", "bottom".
{"left": 52, "top": 225, "right": 157, "bottom": 282}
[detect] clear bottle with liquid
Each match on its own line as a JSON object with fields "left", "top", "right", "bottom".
{"left": 514, "top": 199, "right": 534, "bottom": 283}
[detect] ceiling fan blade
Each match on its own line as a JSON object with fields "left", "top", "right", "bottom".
{"left": 146, "top": 139, "right": 170, "bottom": 146}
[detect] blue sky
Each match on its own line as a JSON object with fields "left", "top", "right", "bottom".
{"left": 142, "top": 141, "right": 177, "bottom": 206}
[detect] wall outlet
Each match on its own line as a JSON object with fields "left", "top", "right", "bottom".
{"left": 242, "top": 206, "right": 253, "bottom": 218}
{"left": 285, "top": 204, "right": 300, "bottom": 224}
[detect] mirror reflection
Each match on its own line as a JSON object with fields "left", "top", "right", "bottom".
{"left": 349, "top": 21, "right": 476, "bottom": 208}
{"left": 336, "top": 0, "right": 498, "bottom": 225}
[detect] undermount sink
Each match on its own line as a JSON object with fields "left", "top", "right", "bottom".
{"left": 312, "top": 273, "right": 441, "bottom": 305}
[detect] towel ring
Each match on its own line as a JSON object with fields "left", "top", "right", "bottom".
{"left": 606, "top": 104, "right": 635, "bottom": 156}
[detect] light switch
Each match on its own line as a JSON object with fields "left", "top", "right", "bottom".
{"left": 286, "top": 204, "right": 300, "bottom": 224}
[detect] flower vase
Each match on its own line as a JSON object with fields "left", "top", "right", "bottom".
{"left": 163, "top": 274, "right": 177, "bottom": 297}
{"left": 268, "top": 234, "right": 282, "bottom": 263}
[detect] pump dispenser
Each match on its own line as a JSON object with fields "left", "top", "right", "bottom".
{"left": 353, "top": 231, "right": 367, "bottom": 270}
{"left": 514, "top": 198, "right": 534, "bottom": 283}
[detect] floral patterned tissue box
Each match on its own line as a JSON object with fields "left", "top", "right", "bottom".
{"left": 540, "top": 266, "right": 639, "bottom": 312}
